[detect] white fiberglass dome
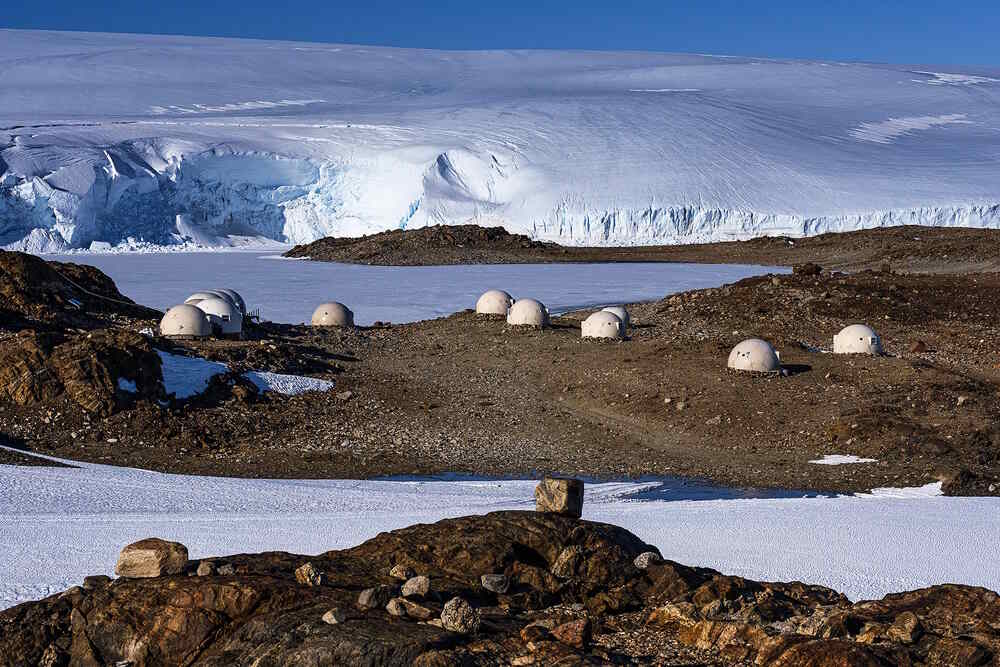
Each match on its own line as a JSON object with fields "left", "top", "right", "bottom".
{"left": 212, "top": 288, "right": 247, "bottom": 314}
{"left": 833, "top": 324, "right": 883, "bottom": 355}
{"left": 185, "top": 291, "right": 221, "bottom": 305}
{"left": 727, "top": 338, "right": 781, "bottom": 373}
{"left": 476, "top": 289, "right": 514, "bottom": 315}
{"left": 601, "top": 306, "right": 630, "bottom": 329}
{"left": 311, "top": 302, "right": 355, "bottom": 327}
{"left": 196, "top": 297, "right": 243, "bottom": 336}
{"left": 160, "top": 304, "right": 212, "bottom": 338}
{"left": 507, "top": 298, "right": 549, "bottom": 327}
{"left": 582, "top": 311, "right": 623, "bottom": 339}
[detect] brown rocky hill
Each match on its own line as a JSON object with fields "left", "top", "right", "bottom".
{"left": 1, "top": 511, "right": 997, "bottom": 666}
{"left": 285, "top": 224, "right": 1000, "bottom": 273}
{"left": 0, "top": 250, "right": 158, "bottom": 330}
{"left": 284, "top": 224, "right": 563, "bottom": 265}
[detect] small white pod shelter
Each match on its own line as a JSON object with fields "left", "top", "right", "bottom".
{"left": 582, "top": 311, "right": 623, "bottom": 339}
{"left": 728, "top": 338, "right": 781, "bottom": 374}
{"left": 196, "top": 297, "right": 243, "bottom": 336}
{"left": 833, "top": 324, "right": 883, "bottom": 355}
{"left": 311, "top": 302, "right": 355, "bottom": 327}
{"left": 507, "top": 298, "right": 549, "bottom": 327}
{"left": 476, "top": 289, "right": 514, "bottom": 316}
{"left": 160, "top": 304, "right": 212, "bottom": 339}
{"left": 213, "top": 288, "right": 247, "bottom": 314}
{"left": 185, "top": 291, "right": 220, "bottom": 305}
{"left": 601, "top": 306, "right": 630, "bottom": 330}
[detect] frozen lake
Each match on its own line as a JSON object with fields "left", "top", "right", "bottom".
{"left": 48, "top": 252, "right": 782, "bottom": 325}
{"left": 3, "top": 450, "right": 999, "bottom": 610}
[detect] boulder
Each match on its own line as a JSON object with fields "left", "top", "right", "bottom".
{"left": 481, "top": 573, "right": 510, "bottom": 594}
{"left": 358, "top": 584, "right": 398, "bottom": 610}
{"left": 322, "top": 607, "right": 346, "bottom": 625}
{"left": 390, "top": 563, "right": 415, "bottom": 580}
{"left": 402, "top": 575, "right": 430, "bottom": 598}
{"left": 534, "top": 477, "right": 583, "bottom": 518}
{"left": 114, "top": 538, "right": 188, "bottom": 578}
{"left": 386, "top": 598, "right": 408, "bottom": 617}
{"left": 634, "top": 551, "right": 661, "bottom": 570}
{"left": 81, "top": 575, "right": 112, "bottom": 590}
{"left": 295, "top": 562, "right": 327, "bottom": 586}
{"left": 551, "top": 618, "right": 592, "bottom": 649}
{"left": 440, "top": 597, "right": 481, "bottom": 634}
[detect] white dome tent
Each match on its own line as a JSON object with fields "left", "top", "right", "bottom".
{"left": 507, "top": 298, "right": 549, "bottom": 327}
{"left": 833, "top": 324, "right": 883, "bottom": 355}
{"left": 582, "top": 311, "right": 624, "bottom": 339}
{"left": 160, "top": 304, "right": 212, "bottom": 339}
{"left": 476, "top": 289, "right": 514, "bottom": 316}
{"left": 727, "top": 338, "right": 781, "bottom": 374}
{"left": 601, "top": 306, "right": 630, "bottom": 330}
{"left": 213, "top": 288, "right": 247, "bottom": 314}
{"left": 196, "top": 297, "right": 243, "bottom": 337}
{"left": 311, "top": 302, "right": 355, "bottom": 327}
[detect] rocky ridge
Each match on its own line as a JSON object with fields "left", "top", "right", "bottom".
{"left": 1, "top": 506, "right": 997, "bottom": 666}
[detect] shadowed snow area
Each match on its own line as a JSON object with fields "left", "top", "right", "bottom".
{"left": 48, "top": 252, "right": 780, "bottom": 324}
{"left": 2, "top": 30, "right": 1000, "bottom": 251}
{"left": 2, "top": 450, "right": 998, "bottom": 609}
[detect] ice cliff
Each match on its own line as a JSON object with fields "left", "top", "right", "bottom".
{"left": 2, "top": 30, "right": 999, "bottom": 251}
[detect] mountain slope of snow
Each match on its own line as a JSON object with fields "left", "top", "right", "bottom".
{"left": 2, "top": 30, "right": 999, "bottom": 251}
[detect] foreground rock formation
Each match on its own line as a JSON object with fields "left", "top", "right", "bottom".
{"left": 1, "top": 511, "right": 997, "bottom": 666}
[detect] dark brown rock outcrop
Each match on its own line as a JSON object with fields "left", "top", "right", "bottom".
{"left": 0, "top": 250, "right": 158, "bottom": 330}
{"left": 2, "top": 512, "right": 997, "bottom": 666}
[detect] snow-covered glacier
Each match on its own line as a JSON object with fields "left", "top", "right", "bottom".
{"left": 2, "top": 30, "right": 999, "bottom": 251}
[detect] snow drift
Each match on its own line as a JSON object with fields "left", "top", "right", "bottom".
{"left": 2, "top": 30, "right": 999, "bottom": 251}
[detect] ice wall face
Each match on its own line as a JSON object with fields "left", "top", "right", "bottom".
{"left": 2, "top": 29, "right": 1000, "bottom": 251}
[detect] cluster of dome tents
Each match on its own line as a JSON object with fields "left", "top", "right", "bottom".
{"left": 159, "top": 286, "right": 884, "bottom": 375}
{"left": 728, "top": 323, "right": 883, "bottom": 374}
{"left": 160, "top": 289, "right": 247, "bottom": 339}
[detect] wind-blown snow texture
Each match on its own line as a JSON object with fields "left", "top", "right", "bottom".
{"left": 3, "top": 30, "right": 999, "bottom": 252}
{"left": 2, "top": 451, "right": 998, "bottom": 609}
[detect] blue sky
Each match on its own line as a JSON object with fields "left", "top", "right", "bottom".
{"left": 3, "top": 1, "right": 998, "bottom": 66}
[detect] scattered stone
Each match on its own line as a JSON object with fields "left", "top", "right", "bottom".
{"left": 386, "top": 598, "right": 408, "bottom": 617}
{"left": 675, "top": 401, "right": 687, "bottom": 411}
{"left": 705, "top": 415, "right": 722, "bottom": 426}
{"left": 294, "top": 562, "right": 327, "bottom": 587}
{"left": 793, "top": 263, "right": 823, "bottom": 276}
{"left": 551, "top": 618, "right": 592, "bottom": 649}
{"left": 58, "top": 586, "right": 83, "bottom": 599}
{"left": 402, "top": 575, "right": 430, "bottom": 598}
{"left": 481, "top": 573, "right": 510, "bottom": 594}
{"left": 440, "top": 597, "right": 481, "bottom": 634}
{"left": 216, "top": 563, "right": 235, "bottom": 576}
{"left": 534, "top": 476, "right": 583, "bottom": 518}
{"left": 398, "top": 598, "right": 436, "bottom": 620}
{"left": 957, "top": 395, "right": 969, "bottom": 406}
{"left": 633, "top": 551, "right": 661, "bottom": 570}
{"left": 886, "top": 612, "right": 922, "bottom": 644}
{"left": 322, "top": 607, "right": 346, "bottom": 625}
{"left": 336, "top": 390, "right": 353, "bottom": 402}
{"left": 196, "top": 561, "right": 216, "bottom": 577}
{"left": 114, "top": 538, "right": 188, "bottom": 578}
{"left": 520, "top": 623, "right": 552, "bottom": 643}
{"left": 389, "top": 563, "right": 415, "bottom": 580}
{"left": 551, "top": 545, "right": 584, "bottom": 579}
{"left": 82, "top": 575, "right": 112, "bottom": 590}
{"left": 358, "top": 584, "right": 397, "bottom": 610}
{"left": 910, "top": 340, "right": 929, "bottom": 353}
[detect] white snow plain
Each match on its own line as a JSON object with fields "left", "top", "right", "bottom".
{"left": 2, "top": 451, "right": 998, "bottom": 610}
{"left": 47, "top": 252, "right": 779, "bottom": 325}
{"left": 2, "top": 30, "right": 1000, "bottom": 252}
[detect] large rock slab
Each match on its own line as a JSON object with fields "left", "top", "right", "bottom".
{"left": 534, "top": 477, "right": 584, "bottom": 518}
{"left": 114, "top": 538, "right": 188, "bottom": 578}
